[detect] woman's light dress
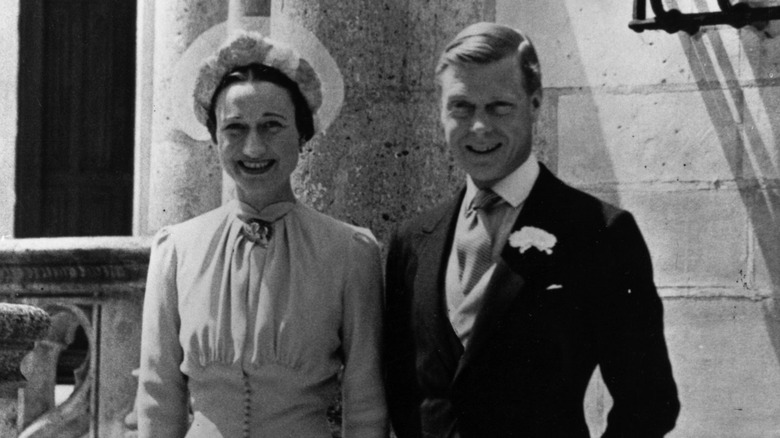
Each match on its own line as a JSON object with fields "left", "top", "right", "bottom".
{"left": 136, "top": 200, "right": 387, "bottom": 438}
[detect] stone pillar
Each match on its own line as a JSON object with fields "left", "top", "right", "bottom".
{"left": 272, "top": 0, "right": 495, "bottom": 243}
{"left": 142, "top": 1, "right": 228, "bottom": 234}
{"left": 0, "top": 1, "right": 19, "bottom": 238}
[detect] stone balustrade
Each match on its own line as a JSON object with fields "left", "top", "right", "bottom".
{"left": 0, "top": 303, "right": 50, "bottom": 437}
{"left": 0, "top": 237, "right": 150, "bottom": 438}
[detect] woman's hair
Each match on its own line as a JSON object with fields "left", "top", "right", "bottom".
{"left": 206, "top": 63, "right": 315, "bottom": 144}
{"left": 435, "top": 22, "right": 542, "bottom": 96}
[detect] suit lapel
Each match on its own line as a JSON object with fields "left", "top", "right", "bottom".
{"left": 454, "top": 165, "right": 562, "bottom": 381}
{"left": 414, "top": 191, "right": 465, "bottom": 373}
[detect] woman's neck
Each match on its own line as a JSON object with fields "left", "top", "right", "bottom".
{"left": 236, "top": 184, "right": 296, "bottom": 212}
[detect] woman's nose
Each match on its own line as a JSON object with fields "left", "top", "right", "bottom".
{"left": 243, "top": 131, "right": 267, "bottom": 156}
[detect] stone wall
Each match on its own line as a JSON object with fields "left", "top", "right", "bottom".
{"left": 498, "top": 0, "right": 780, "bottom": 436}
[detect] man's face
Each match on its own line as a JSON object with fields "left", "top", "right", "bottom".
{"left": 439, "top": 55, "right": 541, "bottom": 188}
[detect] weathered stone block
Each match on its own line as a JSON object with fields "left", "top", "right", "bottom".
{"left": 737, "top": 22, "right": 780, "bottom": 83}
{"left": 495, "top": 0, "right": 742, "bottom": 89}
{"left": 294, "top": 95, "right": 462, "bottom": 244}
{"left": 748, "top": 187, "right": 780, "bottom": 293}
{"left": 742, "top": 86, "right": 780, "bottom": 180}
{"left": 558, "top": 91, "right": 741, "bottom": 185}
{"left": 663, "top": 298, "right": 780, "bottom": 437}
{"left": 585, "top": 189, "right": 750, "bottom": 289}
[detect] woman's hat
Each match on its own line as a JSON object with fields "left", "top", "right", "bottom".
{"left": 193, "top": 30, "right": 323, "bottom": 130}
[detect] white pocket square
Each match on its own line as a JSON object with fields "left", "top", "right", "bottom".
{"left": 546, "top": 284, "right": 564, "bottom": 291}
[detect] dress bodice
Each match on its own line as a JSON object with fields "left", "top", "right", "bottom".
{"left": 136, "top": 201, "right": 387, "bottom": 438}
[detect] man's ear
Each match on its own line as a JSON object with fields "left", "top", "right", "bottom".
{"left": 530, "top": 89, "right": 543, "bottom": 122}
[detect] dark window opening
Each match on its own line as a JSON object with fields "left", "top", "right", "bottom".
{"left": 16, "top": 0, "right": 136, "bottom": 237}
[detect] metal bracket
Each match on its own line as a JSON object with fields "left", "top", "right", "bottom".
{"left": 630, "top": 0, "right": 780, "bottom": 34}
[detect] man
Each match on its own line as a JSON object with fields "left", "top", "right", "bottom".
{"left": 384, "top": 22, "right": 680, "bottom": 437}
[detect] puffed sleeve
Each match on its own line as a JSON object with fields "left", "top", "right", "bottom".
{"left": 136, "top": 228, "right": 189, "bottom": 437}
{"left": 340, "top": 229, "right": 389, "bottom": 438}
{"left": 596, "top": 212, "right": 680, "bottom": 437}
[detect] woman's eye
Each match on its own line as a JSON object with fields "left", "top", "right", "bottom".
{"left": 449, "top": 102, "right": 474, "bottom": 118}
{"left": 223, "top": 124, "right": 247, "bottom": 136}
{"left": 262, "top": 121, "right": 285, "bottom": 132}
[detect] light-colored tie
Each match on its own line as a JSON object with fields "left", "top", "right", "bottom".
{"left": 456, "top": 189, "right": 503, "bottom": 297}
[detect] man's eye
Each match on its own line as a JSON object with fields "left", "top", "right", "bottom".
{"left": 490, "top": 103, "right": 514, "bottom": 116}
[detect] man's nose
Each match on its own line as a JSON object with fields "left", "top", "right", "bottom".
{"left": 470, "top": 110, "right": 492, "bottom": 135}
{"left": 243, "top": 130, "right": 267, "bottom": 156}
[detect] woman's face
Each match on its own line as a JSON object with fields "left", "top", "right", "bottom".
{"left": 214, "top": 80, "right": 300, "bottom": 205}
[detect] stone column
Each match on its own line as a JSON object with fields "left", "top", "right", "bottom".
{"left": 271, "top": 0, "right": 495, "bottom": 243}
{"left": 141, "top": 1, "right": 228, "bottom": 234}
{"left": 0, "top": 1, "right": 19, "bottom": 238}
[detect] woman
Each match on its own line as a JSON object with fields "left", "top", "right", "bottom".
{"left": 136, "top": 31, "right": 387, "bottom": 438}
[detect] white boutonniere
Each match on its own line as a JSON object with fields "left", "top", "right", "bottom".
{"left": 508, "top": 226, "right": 557, "bottom": 255}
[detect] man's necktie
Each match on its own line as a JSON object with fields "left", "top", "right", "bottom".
{"left": 456, "top": 189, "right": 503, "bottom": 297}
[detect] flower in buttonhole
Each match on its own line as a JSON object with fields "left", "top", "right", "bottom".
{"left": 508, "top": 226, "right": 557, "bottom": 255}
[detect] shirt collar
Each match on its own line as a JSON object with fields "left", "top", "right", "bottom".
{"left": 465, "top": 153, "right": 540, "bottom": 209}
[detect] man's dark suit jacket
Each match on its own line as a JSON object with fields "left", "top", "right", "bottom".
{"left": 384, "top": 164, "right": 680, "bottom": 438}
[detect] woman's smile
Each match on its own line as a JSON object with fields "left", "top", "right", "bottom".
{"left": 238, "top": 159, "right": 277, "bottom": 174}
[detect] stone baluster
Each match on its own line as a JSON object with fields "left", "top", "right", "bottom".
{"left": 0, "top": 303, "right": 50, "bottom": 437}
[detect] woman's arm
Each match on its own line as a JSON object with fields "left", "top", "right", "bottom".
{"left": 341, "top": 230, "right": 389, "bottom": 438}
{"left": 136, "top": 229, "right": 189, "bottom": 437}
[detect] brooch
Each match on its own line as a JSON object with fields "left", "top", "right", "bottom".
{"left": 243, "top": 219, "right": 273, "bottom": 247}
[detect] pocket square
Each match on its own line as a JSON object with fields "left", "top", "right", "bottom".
{"left": 545, "top": 284, "right": 564, "bottom": 291}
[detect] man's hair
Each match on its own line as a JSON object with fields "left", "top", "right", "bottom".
{"left": 207, "top": 63, "right": 315, "bottom": 144}
{"left": 435, "top": 22, "right": 542, "bottom": 96}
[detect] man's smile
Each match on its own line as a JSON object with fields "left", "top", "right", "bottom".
{"left": 466, "top": 142, "right": 502, "bottom": 154}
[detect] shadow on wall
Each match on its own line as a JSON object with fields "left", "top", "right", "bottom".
{"left": 678, "top": 22, "right": 780, "bottom": 370}
{"left": 556, "top": 6, "right": 621, "bottom": 208}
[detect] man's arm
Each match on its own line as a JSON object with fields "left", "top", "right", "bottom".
{"left": 596, "top": 211, "right": 680, "bottom": 437}
{"left": 384, "top": 230, "right": 423, "bottom": 438}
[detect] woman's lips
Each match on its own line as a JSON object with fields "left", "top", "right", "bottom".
{"left": 238, "top": 159, "right": 275, "bottom": 174}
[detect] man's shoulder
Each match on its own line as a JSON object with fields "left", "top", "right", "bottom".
{"left": 394, "top": 193, "right": 461, "bottom": 238}
{"left": 532, "top": 165, "right": 630, "bottom": 233}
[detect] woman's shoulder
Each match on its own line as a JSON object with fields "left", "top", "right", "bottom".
{"left": 152, "top": 204, "right": 233, "bottom": 250}
{"left": 293, "top": 203, "right": 379, "bottom": 250}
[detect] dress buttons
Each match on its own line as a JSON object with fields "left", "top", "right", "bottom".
{"left": 243, "top": 371, "right": 252, "bottom": 438}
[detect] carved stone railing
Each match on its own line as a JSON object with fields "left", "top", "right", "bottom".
{"left": 0, "top": 303, "right": 50, "bottom": 436}
{"left": 0, "top": 237, "right": 150, "bottom": 438}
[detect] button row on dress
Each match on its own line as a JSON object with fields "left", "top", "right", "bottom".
{"left": 243, "top": 372, "right": 252, "bottom": 438}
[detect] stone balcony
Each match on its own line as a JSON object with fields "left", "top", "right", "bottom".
{"left": 0, "top": 237, "right": 150, "bottom": 438}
